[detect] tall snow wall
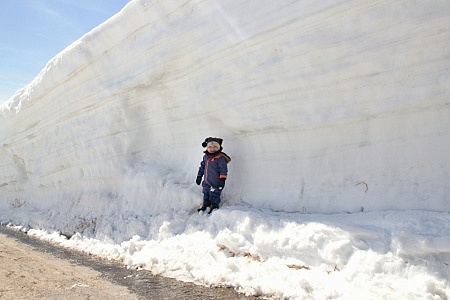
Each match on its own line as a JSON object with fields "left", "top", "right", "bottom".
{"left": 1, "top": 0, "right": 449, "bottom": 234}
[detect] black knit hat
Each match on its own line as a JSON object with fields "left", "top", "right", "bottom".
{"left": 202, "top": 137, "right": 223, "bottom": 148}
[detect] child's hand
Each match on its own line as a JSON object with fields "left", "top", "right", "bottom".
{"left": 218, "top": 178, "right": 226, "bottom": 190}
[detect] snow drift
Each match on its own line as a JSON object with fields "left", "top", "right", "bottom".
{"left": 0, "top": 1, "right": 449, "bottom": 298}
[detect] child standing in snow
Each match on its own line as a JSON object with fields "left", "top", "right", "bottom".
{"left": 196, "top": 137, "right": 231, "bottom": 213}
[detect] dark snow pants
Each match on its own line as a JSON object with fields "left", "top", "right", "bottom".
{"left": 202, "top": 183, "right": 222, "bottom": 206}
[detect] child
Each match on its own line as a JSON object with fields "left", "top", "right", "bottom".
{"left": 196, "top": 137, "right": 231, "bottom": 213}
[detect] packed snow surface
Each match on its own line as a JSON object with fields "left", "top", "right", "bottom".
{"left": 1, "top": 0, "right": 449, "bottom": 299}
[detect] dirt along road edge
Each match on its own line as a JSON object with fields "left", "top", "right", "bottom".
{"left": 0, "top": 227, "right": 137, "bottom": 299}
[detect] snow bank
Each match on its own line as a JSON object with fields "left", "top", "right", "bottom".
{"left": 21, "top": 209, "right": 450, "bottom": 299}
{"left": 0, "top": 0, "right": 449, "bottom": 298}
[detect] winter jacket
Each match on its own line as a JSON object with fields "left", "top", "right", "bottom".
{"left": 197, "top": 151, "right": 230, "bottom": 188}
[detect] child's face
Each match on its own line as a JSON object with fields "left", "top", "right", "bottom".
{"left": 207, "top": 145, "right": 219, "bottom": 153}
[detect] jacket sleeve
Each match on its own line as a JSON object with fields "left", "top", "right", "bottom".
{"left": 197, "top": 156, "right": 205, "bottom": 177}
{"left": 218, "top": 156, "right": 228, "bottom": 179}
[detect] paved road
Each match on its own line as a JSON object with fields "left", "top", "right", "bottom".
{"left": 0, "top": 226, "right": 255, "bottom": 299}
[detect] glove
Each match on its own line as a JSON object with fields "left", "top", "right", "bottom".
{"left": 196, "top": 176, "right": 202, "bottom": 185}
{"left": 218, "top": 178, "right": 226, "bottom": 190}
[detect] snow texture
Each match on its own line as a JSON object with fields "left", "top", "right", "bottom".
{"left": 1, "top": 1, "right": 449, "bottom": 299}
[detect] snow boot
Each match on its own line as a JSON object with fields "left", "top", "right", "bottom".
{"left": 208, "top": 204, "right": 219, "bottom": 214}
{"left": 197, "top": 205, "right": 208, "bottom": 212}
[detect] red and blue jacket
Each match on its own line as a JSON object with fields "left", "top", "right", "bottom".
{"left": 197, "top": 151, "right": 230, "bottom": 188}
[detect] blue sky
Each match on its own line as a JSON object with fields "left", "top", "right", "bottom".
{"left": 0, "top": 0, "right": 130, "bottom": 103}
